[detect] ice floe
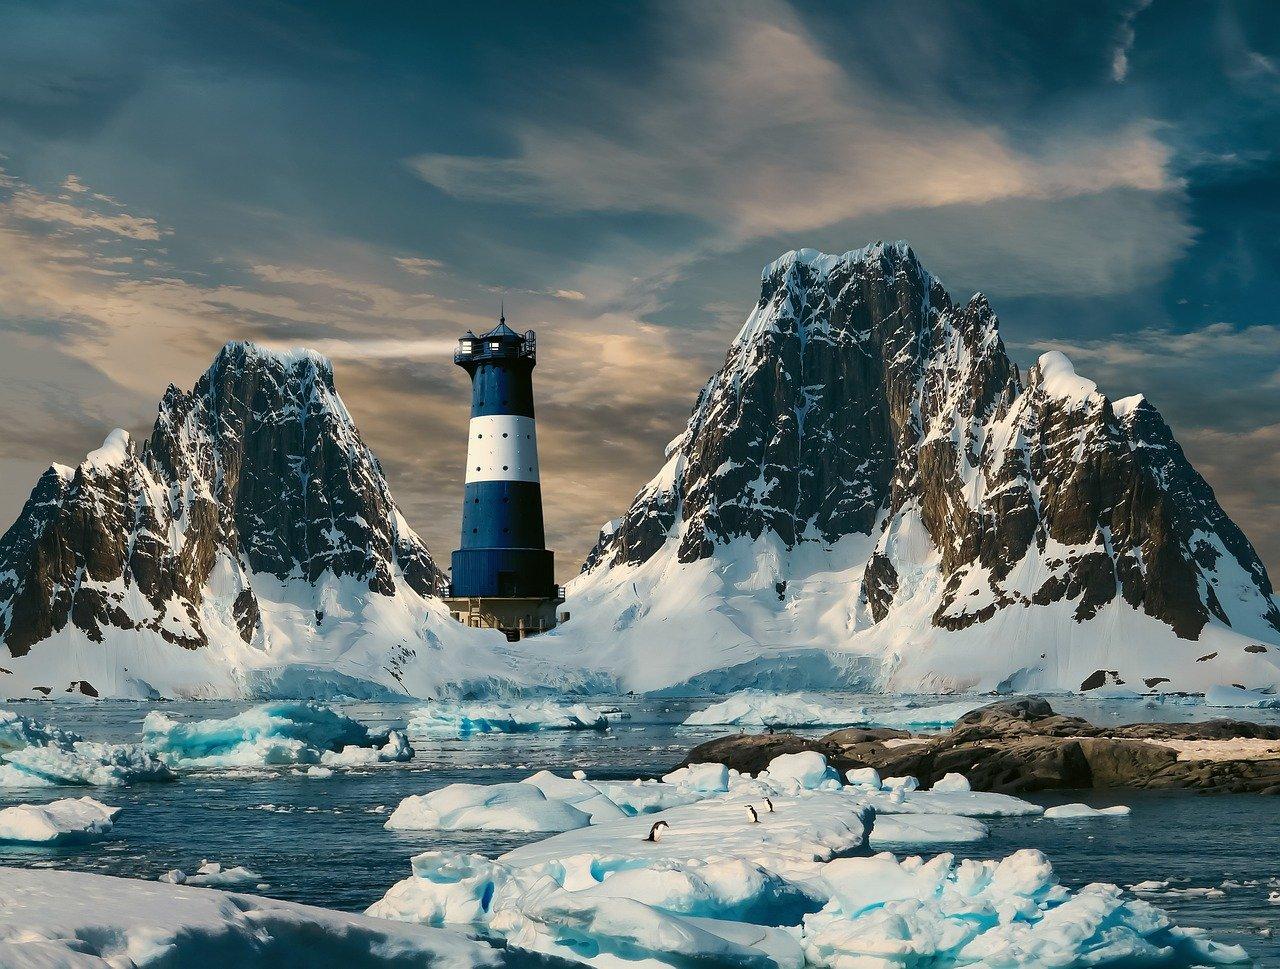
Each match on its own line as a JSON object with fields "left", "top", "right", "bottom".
{"left": 1043, "top": 803, "right": 1132, "bottom": 819}
{"left": 0, "top": 866, "right": 520, "bottom": 967}
{"left": 0, "top": 709, "right": 173, "bottom": 788}
{"left": 371, "top": 783, "right": 1244, "bottom": 968}
{"left": 682, "top": 692, "right": 984, "bottom": 729}
{"left": 1203, "top": 685, "right": 1280, "bottom": 708}
{"left": 408, "top": 700, "right": 623, "bottom": 736}
{"left": 141, "top": 701, "right": 413, "bottom": 769}
{"left": 158, "top": 860, "right": 264, "bottom": 888}
{"left": 0, "top": 796, "right": 119, "bottom": 843}
{"left": 386, "top": 782, "right": 594, "bottom": 833}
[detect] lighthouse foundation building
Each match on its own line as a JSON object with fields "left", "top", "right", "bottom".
{"left": 444, "top": 318, "right": 565, "bottom": 640}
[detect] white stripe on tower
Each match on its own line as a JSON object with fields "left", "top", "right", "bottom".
{"left": 464, "top": 415, "right": 540, "bottom": 483}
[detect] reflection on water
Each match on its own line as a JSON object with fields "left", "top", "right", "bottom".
{"left": 0, "top": 693, "right": 1276, "bottom": 963}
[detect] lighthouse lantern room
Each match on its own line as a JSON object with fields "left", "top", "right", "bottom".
{"left": 444, "top": 314, "right": 564, "bottom": 640}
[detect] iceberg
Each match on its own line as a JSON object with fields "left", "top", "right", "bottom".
{"left": 1203, "top": 684, "right": 1280, "bottom": 708}
{"left": 0, "top": 796, "right": 119, "bottom": 843}
{"left": 0, "top": 866, "right": 525, "bottom": 967}
{"left": 1043, "top": 803, "right": 1132, "bottom": 819}
{"left": 930, "top": 772, "right": 971, "bottom": 793}
{"left": 141, "top": 701, "right": 413, "bottom": 769}
{"left": 159, "top": 861, "right": 264, "bottom": 888}
{"left": 408, "top": 700, "right": 623, "bottom": 736}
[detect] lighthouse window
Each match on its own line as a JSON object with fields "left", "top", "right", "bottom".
{"left": 488, "top": 341, "right": 500, "bottom": 350}
{"left": 502, "top": 432, "right": 508, "bottom": 438}
{"left": 502, "top": 465, "right": 509, "bottom": 471}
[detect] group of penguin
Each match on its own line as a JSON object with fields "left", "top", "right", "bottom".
{"left": 643, "top": 797, "right": 775, "bottom": 843}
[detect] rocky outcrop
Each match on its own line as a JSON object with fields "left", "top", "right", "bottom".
{"left": 0, "top": 342, "right": 446, "bottom": 665}
{"left": 680, "top": 698, "right": 1280, "bottom": 795}
{"left": 568, "top": 243, "right": 1280, "bottom": 692}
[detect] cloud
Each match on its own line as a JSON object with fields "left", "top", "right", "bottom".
{"left": 1111, "top": 0, "right": 1154, "bottom": 82}
{"left": 553, "top": 289, "right": 586, "bottom": 301}
{"left": 8, "top": 183, "right": 162, "bottom": 240}
{"left": 408, "top": 1, "right": 1178, "bottom": 246}
{"left": 394, "top": 255, "right": 443, "bottom": 276}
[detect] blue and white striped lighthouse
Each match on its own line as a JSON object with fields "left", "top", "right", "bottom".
{"left": 445, "top": 315, "right": 563, "bottom": 639}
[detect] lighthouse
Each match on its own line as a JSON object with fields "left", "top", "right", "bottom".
{"left": 444, "top": 315, "right": 564, "bottom": 639}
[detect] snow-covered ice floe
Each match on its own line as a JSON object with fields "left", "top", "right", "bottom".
{"left": 0, "top": 867, "right": 523, "bottom": 967}
{"left": 387, "top": 782, "right": 594, "bottom": 833}
{"left": 408, "top": 699, "right": 624, "bottom": 736}
{"left": 682, "top": 691, "right": 985, "bottom": 729}
{"left": 141, "top": 701, "right": 413, "bottom": 769}
{"left": 372, "top": 757, "right": 1246, "bottom": 967}
{"left": 1043, "top": 803, "right": 1132, "bottom": 819}
{"left": 0, "top": 796, "right": 119, "bottom": 843}
{"left": 159, "top": 860, "right": 264, "bottom": 887}
{"left": 0, "top": 710, "right": 172, "bottom": 788}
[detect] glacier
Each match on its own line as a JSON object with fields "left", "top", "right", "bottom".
{"left": 683, "top": 691, "right": 986, "bottom": 728}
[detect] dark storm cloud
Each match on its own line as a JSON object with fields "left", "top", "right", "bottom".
{"left": 0, "top": 0, "right": 1277, "bottom": 578}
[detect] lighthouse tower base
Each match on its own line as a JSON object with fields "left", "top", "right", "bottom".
{"left": 443, "top": 592, "right": 566, "bottom": 642}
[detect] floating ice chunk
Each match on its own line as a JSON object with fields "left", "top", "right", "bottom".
{"left": 844, "top": 767, "right": 882, "bottom": 789}
{"left": 0, "top": 866, "right": 510, "bottom": 967}
{"left": 409, "top": 700, "right": 622, "bottom": 736}
{"left": 867, "top": 789, "right": 1043, "bottom": 818}
{"left": 387, "top": 782, "right": 593, "bottom": 833}
{"left": 874, "top": 700, "right": 987, "bottom": 729}
{"left": 760, "top": 752, "right": 841, "bottom": 791}
{"left": 142, "top": 702, "right": 412, "bottom": 769}
{"left": 0, "top": 796, "right": 119, "bottom": 843}
{"left": 321, "top": 730, "right": 413, "bottom": 767}
{"left": 931, "top": 772, "right": 971, "bottom": 793}
{"left": 869, "top": 813, "right": 989, "bottom": 847}
{"left": 0, "top": 741, "right": 172, "bottom": 787}
{"left": 1043, "top": 803, "right": 1132, "bottom": 819}
{"left": 1204, "top": 685, "right": 1280, "bottom": 708}
{"left": 158, "top": 860, "right": 264, "bottom": 887}
{"left": 660, "top": 762, "right": 730, "bottom": 793}
{"left": 1129, "top": 880, "right": 1170, "bottom": 893}
{"left": 882, "top": 775, "right": 920, "bottom": 793}
{"left": 304, "top": 766, "right": 334, "bottom": 778}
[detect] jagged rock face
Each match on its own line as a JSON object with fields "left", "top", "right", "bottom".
{"left": 0, "top": 342, "right": 445, "bottom": 659}
{"left": 583, "top": 243, "right": 1280, "bottom": 650}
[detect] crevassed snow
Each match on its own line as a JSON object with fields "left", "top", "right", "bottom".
{"left": 141, "top": 701, "right": 412, "bottom": 769}
{"left": 0, "top": 796, "right": 119, "bottom": 843}
{"left": 408, "top": 700, "right": 622, "bottom": 736}
{"left": 159, "top": 860, "right": 264, "bottom": 887}
{"left": 0, "top": 866, "right": 516, "bottom": 968}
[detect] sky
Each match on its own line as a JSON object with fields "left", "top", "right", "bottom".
{"left": 0, "top": 0, "right": 1278, "bottom": 581}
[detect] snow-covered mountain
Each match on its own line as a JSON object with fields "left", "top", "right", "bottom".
{"left": 0, "top": 342, "right": 601, "bottom": 700}
{"left": 553, "top": 243, "right": 1280, "bottom": 694}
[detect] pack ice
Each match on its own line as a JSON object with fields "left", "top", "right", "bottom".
{"left": 408, "top": 699, "right": 623, "bottom": 735}
{"left": 142, "top": 701, "right": 413, "bottom": 768}
{"left": 0, "top": 710, "right": 171, "bottom": 787}
{"left": 372, "top": 751, "right": 1247, "bottom": 966}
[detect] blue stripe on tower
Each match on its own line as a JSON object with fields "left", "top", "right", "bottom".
{"left": 450, "top": 320, "right": 555, "bottom": 600}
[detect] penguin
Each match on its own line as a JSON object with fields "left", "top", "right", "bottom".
{"left": 764, "top": 797, "right": 775, "bottom": 813}
{"left": 644, "top": 820, "right": 669, "bottom": 842}
{"left": 745, "top": 804, "right": 759, "bottom": 823}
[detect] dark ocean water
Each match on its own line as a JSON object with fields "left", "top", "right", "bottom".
{"left": 0, "top": 694, "right": 1277, "bottom": 964}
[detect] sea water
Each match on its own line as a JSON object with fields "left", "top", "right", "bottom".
{"left": 0, "top": 694, "right": 1277, "bottom": 964}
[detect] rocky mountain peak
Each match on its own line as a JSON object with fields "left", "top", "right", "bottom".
{"left": 0, "top": 340, "right": 445, "bottom": 668}
{"left": 571, "top": 245, "right": 1280, "bottom": 693}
